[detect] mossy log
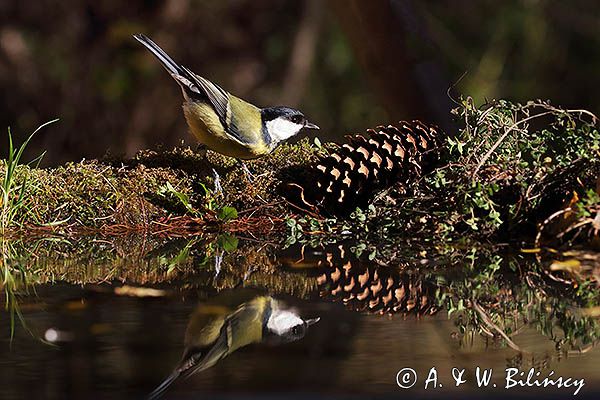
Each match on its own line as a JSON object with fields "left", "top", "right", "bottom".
{"left": 1, "top": 100, "right": 598, "bottom": 248}
{"left": 2, "top": 140, "right": 323, "bottom": 233}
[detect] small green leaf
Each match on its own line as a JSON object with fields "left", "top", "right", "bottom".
{"left": 368, "top": 249, "right": 377, "bottom": 260}
{"left": 159, "top": 181, "right": 195, "bottom": 215}
{"left": 313, "top": 137, "right": 322, "bottom": 149}
{"left": 217, "top": 233, "right": 239, "bottom": 252}
{"left": 285, "top": 218, "right": 297, "bottom": 227}
{"left": 218, "top": 206, "right": 238, "bottom": 222}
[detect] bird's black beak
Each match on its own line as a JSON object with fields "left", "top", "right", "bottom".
{"left": 304, "top": 121, "right": 320, "bottom": 130}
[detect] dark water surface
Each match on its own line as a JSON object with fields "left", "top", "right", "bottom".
{"left": 0, "top": 238, "right": 598, "bottom": 399}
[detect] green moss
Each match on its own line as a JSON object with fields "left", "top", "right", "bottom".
{"left": 14, "top": 161, "right": 189, "bottom": 227}
{"left": 213, "top": 139, "right": 325, "bottom": 212}
{"left": 1, "top": 138, "right": 322, "bottom": 230}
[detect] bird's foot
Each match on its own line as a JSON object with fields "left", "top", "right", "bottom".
{"left": 212, "top": 168, "right": 223, "bottom": 195}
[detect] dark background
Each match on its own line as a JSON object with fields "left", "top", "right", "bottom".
{"left": 0, "top": 0, "right": 598, "bottom": 165}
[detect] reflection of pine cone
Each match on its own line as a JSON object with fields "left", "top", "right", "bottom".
{"left": 314, "top": 245, "right": 439, "bottom": 316}
{"left": 285, "top": 120, "right": 442, "bottom": 215}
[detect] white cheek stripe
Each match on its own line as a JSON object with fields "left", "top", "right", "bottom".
{"left": 266, "top": 118, "right": 303, "bottom": 143}
{"left": 267, "top": 310, "right": 304, "bottom": 335}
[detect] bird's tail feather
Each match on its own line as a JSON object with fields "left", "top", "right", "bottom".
{"left": 133, "top": 34, "right": 184, "bottom": 77}
{"left": 146, "top": 370, "right": 181, "bottom": 400}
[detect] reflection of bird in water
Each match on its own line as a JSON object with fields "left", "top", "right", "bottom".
{"left": 148, "top": 289, "right": 319, "bottom": 399}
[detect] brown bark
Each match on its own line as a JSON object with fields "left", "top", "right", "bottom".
{"left": 328, "top": 0, "right": 452, "bottom": 131}
{"left": 281, "top": 0, "right": 324, "bottom": 106}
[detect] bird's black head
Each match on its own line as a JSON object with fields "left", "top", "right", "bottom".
{"left": 261, "top": 106, "right": 305, "bottom": 124}
{"left": 261, "top": 106, "right": 319, "bottom": 145}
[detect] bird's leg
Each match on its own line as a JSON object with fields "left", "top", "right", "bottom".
{"left": 243, "top": 265, "right": 258, "bottom": 281}
{"left": 233, "top": 265, "right": 258, "bottom": 289}
{"left": 213, "top": 250, "right": 223, "bottom": 278}
{"left": 239, "top": 160, "right": 255, "bottom": 182}
{"left": 212, "top": 168, "right": 223, "bottom": 195}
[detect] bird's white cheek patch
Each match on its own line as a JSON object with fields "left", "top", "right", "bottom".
{"left": 267, "top": 310, "right": 304, "bottom": 335}
{"left": 266, "top": 118, "right": 303, "bottom": 142}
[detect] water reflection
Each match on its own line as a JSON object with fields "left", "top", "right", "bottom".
{"left": 148, "top": 288, "right": 320, "bottom": 399}
{"left": 280, "top": 244, "right": 440, "bottom": 316}
{"left": 1, "top": 235, "right": 600, "bottom": 398}
{"left": 279, "top": 242, "right": 600, "bottom": 357}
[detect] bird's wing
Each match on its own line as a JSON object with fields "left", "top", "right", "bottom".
{"left": 171, "top": 306, "right": 249, "bottom": 381}
{"left": 225, "top": 118, "right": 253, "bottom": 145}
{"left": 182, "top": 67, "right": 262, "bottom": 146}
{"left": 224, "top": 95, "right": 265, "bottom": 146}
{"left": 181, "top": 66, "right": 230, "bottom": 124}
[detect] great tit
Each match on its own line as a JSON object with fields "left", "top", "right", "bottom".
{"left": 147, "top": 289, "right": 320, "bottom": 399}
{"left": 133, "top": 34, "right": 320, "bottom": 160}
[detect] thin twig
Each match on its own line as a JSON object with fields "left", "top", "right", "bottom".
{"left": 471, "top": 299, "right": 530, "bottom": 354}
{"left": 535, "top": 208, "right": 572, "bottom": 247}
{"left": 473, "top": 111, "right": 554, "bottom": 177}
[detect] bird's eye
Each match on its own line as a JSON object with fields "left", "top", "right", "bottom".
{"left": 292, "top": 325, "right": 304, "bottom": 336}
{"left": 291, "top": 115, "right": 303, "bottom": 124}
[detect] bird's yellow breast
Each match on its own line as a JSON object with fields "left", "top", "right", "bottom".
{"left": 182, "top": 99, "right": 270, "bottom": 159}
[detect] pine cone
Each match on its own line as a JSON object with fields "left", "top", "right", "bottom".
{"left": 284, "top": 120, "right": 443, "bottom": 215}
{"left": 313, "top": 245, "right": 439, "bottom": 316}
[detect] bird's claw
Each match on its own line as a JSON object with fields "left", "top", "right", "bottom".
{"left": 241, "top": 162, "right": 255, "bottom": 182}
{"left": 243, "top": 266, "right": 258, "bottom": 282}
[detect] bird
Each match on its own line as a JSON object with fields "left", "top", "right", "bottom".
{"left": 133, "top": 34, "right": 319, "bottom": 162}
{"left": 147, "top": 289, "right": 320, "bottom": 399}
